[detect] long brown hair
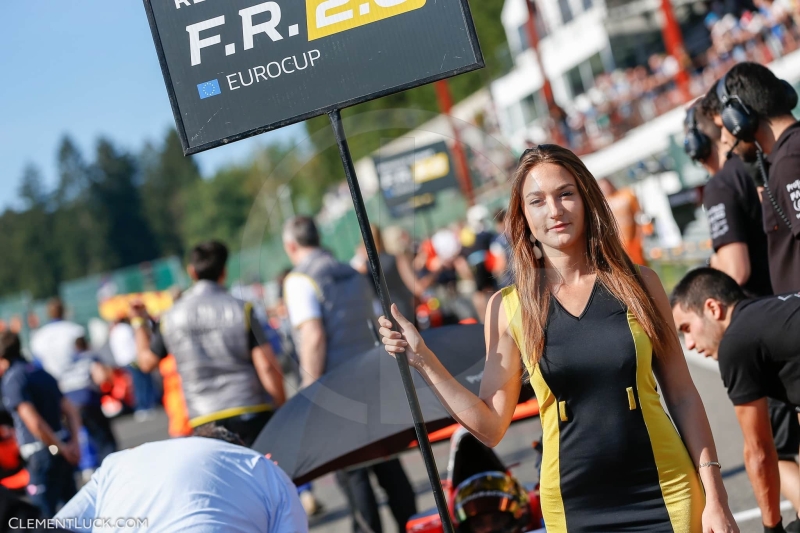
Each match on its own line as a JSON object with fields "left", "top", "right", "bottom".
{"left": 507, "top": 145, "right": 673, "bottom": 368}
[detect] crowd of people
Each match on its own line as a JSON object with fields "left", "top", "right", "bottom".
{"left": 551, "top": 0, "right": 800, "bottom": 156}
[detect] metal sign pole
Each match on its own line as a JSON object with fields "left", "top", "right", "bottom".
{"left": 328, "top": 109, "right": 455, "bottom": 533}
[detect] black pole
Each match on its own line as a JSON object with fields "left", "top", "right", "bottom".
{"left": 328, "top": 109, "right": 455, "bottom": 533}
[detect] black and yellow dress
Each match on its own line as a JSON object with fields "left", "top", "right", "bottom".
{"left": 501, "top": 282, "right": 704, "bottom": 532}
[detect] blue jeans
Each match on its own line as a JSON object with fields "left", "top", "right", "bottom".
{"left": 26, "top": 447, "right": 77, "bottom": 518}
{"left": 128, "top": 365, "right": 155, "bottom": 411}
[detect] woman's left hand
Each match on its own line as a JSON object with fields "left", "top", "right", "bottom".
{"left": 702, "top": 499, "right": 739, "bottom": 533}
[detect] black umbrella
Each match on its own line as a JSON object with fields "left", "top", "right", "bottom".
{"left": 253, "top": 324, "right": 496, "bottom": 485}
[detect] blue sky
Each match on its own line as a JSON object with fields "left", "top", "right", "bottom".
{"left": 0, "top": 2, "right": 304, "bottom": 211}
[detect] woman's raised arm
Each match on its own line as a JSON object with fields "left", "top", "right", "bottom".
{"left": 379, "top": 291, "right": 523, "bottom": 447}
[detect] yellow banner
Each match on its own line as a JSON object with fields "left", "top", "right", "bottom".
{"left": 413, "top": 152, "right": 450, "bottom": 183}
{"left": 99, "top": 291, "right": 174, "bottom": 322}
{"left": 306, "top": 0, "right": 426, "bottom": 41}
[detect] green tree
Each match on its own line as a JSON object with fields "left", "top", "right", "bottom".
{"left": 6, "top": 165, "right": 59, "bottom": 298}
{"left": 18, "top": 165, "right": 48, "bottom": 210}
{"left": 181, "top": 142, "right": 304, "bottom": 250}
{"left": 55, "top": 137, "right": 89, "bottom": 205}
{"left": 141, "top": 129, "right": 201, "bottom": 257}
{"left": 52, "top": 137, "right": 111, "bottom": 279}
{"left": 89, "top": 138, "right": 159, "bottom": 268}
{"left": 181, "top": 165, "right": 253, "bottom": 248}
{"left": 0, "top": 211, "right": 22, "bottom": 294}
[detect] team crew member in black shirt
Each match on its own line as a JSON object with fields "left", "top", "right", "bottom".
{"left": 672, "top": 268, "right": 800, "bottom": 533}
{"left": 717, "top": 62, "right": 800, "bottom": 294}
{"left": 686, "top": 97, "right": 772, "bottom": 297}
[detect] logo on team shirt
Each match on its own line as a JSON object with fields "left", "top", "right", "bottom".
{"left": 777, "top": 292, "right": 800, "bottom": 301}
{"left": 787, "top": 179, "right": 800, "bottom": 218}
{"left": 707, "top": 203, "right": 729, "bottom": 239}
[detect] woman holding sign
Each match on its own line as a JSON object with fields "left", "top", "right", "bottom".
{"left": 379, "top": 145, "right": 738, "bottom": 533}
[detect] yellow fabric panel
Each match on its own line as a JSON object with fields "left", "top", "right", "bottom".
{"left": 531, "top": 364, "right": 568, "bottom": 533}
{"left": 501, "top": 286, "right": 568, "bottom": 533}
{"left": 627, "top": 310, "right": 704, "bottom": 533}
{"left": 558, "top": 401, "right": 568, "bottom": 421}
{"left": 500, "top": 285, "right": 525, "bottom": 364}
{"left": 627, "top": 387, "right": 637, "bottom": 410}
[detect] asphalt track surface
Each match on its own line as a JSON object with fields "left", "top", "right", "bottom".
{"left": 112, "top": 352, "right": 798, "bottom": 533}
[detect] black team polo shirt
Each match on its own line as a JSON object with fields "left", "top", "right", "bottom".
{"left": 703, "top": 154, "right": 773, "bottom": 297}
{"left": 719, "top": 293, "right": 800, "bottom": 409}
{"left": 765, "top": 121, "right": 800, "bottom": 293}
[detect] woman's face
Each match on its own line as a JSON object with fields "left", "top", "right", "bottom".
{"left": 521, "top": 163, "right": 586, "bottom": 254}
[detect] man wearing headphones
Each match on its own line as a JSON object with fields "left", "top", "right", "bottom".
{"left": 685, "top": 99, "right": 772, "bottom": 297}
{"left": 716, "top": 62, "right": 800, "bottom": 294}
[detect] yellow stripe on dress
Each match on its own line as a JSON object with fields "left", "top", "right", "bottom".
{"left": 501, "top": 286, "right": 568, "bottom": 533}
{"left": 627, "top": 310, "right": 704, "bottom": 533}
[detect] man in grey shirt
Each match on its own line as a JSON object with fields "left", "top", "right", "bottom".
{"left": 135, "top": 241, "right": 285, "bottom": 446}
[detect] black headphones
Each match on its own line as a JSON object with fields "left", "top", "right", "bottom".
{"left": 717, "top": 71, "right": 798, "bottom": 141}
{"left": 684, "top": 106, "right": 712, "bottom": 162}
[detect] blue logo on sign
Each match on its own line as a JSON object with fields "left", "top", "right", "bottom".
{"left": 197, "top": 80, "right": 221, "bottom": 99}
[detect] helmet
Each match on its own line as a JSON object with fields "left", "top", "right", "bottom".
{"left": 453, "top": 471, "right": 530, "bottom": 533}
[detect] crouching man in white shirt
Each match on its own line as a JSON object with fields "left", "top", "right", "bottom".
{"left": 55, "top": 425, "right": 308, "bottom": 533}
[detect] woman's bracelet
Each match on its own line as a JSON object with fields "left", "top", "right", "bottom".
{"left": 698, "top": 461, "right": 722, "bottom": 470}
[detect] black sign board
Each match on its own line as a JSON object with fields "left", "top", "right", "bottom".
{"left": 374, "top": 141, "right": 457, "bottom": 218}
{"left": 144, "top": 0, "right": 484, "bottom": 154}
